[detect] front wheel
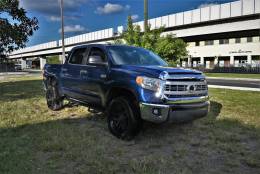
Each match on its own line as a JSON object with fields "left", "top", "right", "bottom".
{"left": 46, "top": 80, "right": 63, "bottom": 111}
{"left": 107, "top": 97, "right": 142, "bottom": 140}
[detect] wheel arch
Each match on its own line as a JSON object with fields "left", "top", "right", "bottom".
{"left": 105, "top": 87, "right": 139, "bottom": 107}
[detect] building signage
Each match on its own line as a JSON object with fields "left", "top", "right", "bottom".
{"left": 229, "top": 49, "right": 252, "bottom": 54}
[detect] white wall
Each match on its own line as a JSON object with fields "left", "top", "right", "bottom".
{"left": 188, "top": 42, "right": 260, "bottom": 57}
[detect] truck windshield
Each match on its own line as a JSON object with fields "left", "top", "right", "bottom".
{"left": 107, "top": 46, "right": 168, "bottom": 66}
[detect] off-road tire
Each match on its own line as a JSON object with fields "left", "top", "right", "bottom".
{"left": 107, "top": 96, "right": 143, "bottom": 140}
{"left": 46, "top": 79, "right": 63, "bottom": 111}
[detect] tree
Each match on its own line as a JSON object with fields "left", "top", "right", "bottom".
{"left": 120, "top": 16, "right": 187, "bottom": 65}
{"left": 155, "top": 34, "right": 187, "bottom": 65}
{"left": 0, "top": 0, "right": 39, "bottom": 55}
{"left": 122, "top": 16, "right": 142, "bottom": 47}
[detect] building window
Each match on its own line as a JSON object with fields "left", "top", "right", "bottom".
{"left": 205, "top": 40, "right": 214, "bottom": 46}
{"left": 195, "top": 41, "right": 200, "bottom": 46}
{"left": 235, "top": 38, "right": 241, "bottom": 43}
{"left": 247, "top": 37, "right": 253, "bottom": 43}
{"left": 219, "top": 39, "right": 229, "bottom": 44}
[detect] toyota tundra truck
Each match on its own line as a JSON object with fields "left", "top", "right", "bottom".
{"left": 43, "top": 44, "right": 209, "bottom": 140}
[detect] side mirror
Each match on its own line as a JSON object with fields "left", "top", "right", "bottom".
{"left": 88, "top": 55, "right": 107, "bottom": 65}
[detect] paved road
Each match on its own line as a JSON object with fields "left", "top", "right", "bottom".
{"left": 207, "top": 78, "right": 260, "bottom": 89}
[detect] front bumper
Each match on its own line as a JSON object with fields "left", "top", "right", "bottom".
{"left": 139, "top": 96, "right": 209, "bottom": 123}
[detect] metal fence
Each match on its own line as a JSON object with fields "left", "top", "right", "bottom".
{"left": 0, "top": 63, "right": 15, "bottom": 72}
{"left": 194, "top": 66, "right": 260, "bottom": 74}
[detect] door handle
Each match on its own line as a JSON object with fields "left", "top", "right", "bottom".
{"left": 80, "top": 70, "right": 88, "bottom": 79}
{"left": 61, "top": 68, "right": 68, "bottom": 72}
{"left": 100, "top": 74, "right": 107, "bottom": 79}
{"left": 80, "top": 70, "right": 88, "bottom": 74}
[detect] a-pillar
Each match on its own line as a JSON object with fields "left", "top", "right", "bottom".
{"left": 40, "top": 57, "right": 46, "bottom": 70}
{"left": 230, "top": 56, "right": 234, "bottom": 66}
{"left": 200, "top": 57, "right": 204, "bottom": 66}
{"left": 21, "top": 58, "right": 26, "bottom": 70}
{"left": 247, "top": 55, "right": 252, "bottom": 65}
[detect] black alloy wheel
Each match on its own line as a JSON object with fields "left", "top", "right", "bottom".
{"left": 46, "top": 80, "right": 63, "bottom": 111}
{"left": 107, "top": 97, "right": 142, "bottom": 140}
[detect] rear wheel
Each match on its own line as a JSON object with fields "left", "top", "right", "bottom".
{"left": 46, "top": 80, "right": 63, "bottom": 111}
{"left": 107, "top": 97, "right": 142, "bottom": 140}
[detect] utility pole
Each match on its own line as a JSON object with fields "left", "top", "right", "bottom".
{"left": 59, "top": 0, "right": 66, "bottom": 63}
{"left": 144, "top": 0, "right": 148, "bottom": 32}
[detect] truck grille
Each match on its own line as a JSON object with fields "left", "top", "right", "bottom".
{"left": 164, "top": 84, "right": 207, "bottom": 92}
{"left": 163, "top": 81, "right": 208, "bottom": 99}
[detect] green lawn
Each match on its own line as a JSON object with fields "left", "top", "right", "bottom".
{"left": 0, "top": 76, "right": 260, "bottom": 174}
{"left": 205, "top": 73, "right": 260, "bottom": 79}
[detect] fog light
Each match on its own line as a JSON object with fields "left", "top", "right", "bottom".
{"left": 152, "top": 108, "right": 161, "bottom": 116}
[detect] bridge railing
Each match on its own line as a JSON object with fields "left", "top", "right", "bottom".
{"left": 58, "top": 28, "right": 114, "bottom": 46}
{"left": 11, "top": 41, "right": 57, "bottom": 55}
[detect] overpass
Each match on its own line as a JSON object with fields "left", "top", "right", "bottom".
{"left": 8, "top": 0, "right": 260, "bottom": 69}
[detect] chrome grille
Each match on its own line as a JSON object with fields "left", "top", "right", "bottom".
{"left": 163, "top": 81, "right": 208, "bottom": 98}
{"left": 164, "top": 84, "right": 207, "bottom": 92}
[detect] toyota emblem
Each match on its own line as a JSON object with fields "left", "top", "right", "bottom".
{"left": 188, "top": 85, "right": 195, "bottom": 92}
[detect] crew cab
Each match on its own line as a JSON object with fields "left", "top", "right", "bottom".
{"left": 43, "top": 44, "right": 209, "bottom": 140}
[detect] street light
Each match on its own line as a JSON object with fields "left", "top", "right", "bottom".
{"left": 144, "top": 0, "right": 148, "bottom": 32}
{"left": 59, "top": 0, "right": 65, "bottom": 63}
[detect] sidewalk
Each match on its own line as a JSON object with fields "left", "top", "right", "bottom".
{"left": 208, "top": 85, "right": 260, "bottom": 92}
{"left": 206, "top": 77, "right": 260, "bottom": 82}
{"left": 0, "top": 72, "right": 29, "bottom": 76}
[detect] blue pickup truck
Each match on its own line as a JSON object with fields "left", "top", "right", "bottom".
{"left": 43, "top": 44, "right": 209, "bottom": 140}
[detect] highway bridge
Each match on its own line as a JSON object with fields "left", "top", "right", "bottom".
{"left": 8, "top": 0, "right": 260, "bottom": 69}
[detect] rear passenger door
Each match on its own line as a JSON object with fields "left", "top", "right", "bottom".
{"left": 60, "top": 47, "right": 87, "bottom": 99}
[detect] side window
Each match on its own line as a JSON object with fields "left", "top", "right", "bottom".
{"left": 87, "top": 47, "right": 106, "bottom": 64}
{"left": 69, "top": 48, "right": 86, "bottom": 64}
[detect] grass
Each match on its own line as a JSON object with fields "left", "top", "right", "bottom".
{"left": 0, "top": 76, "right": 260, "bottom": 174}
{"left": 205, "top": 73, "right": 260, "bottom": 79}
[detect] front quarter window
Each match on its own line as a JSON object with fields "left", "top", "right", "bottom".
{"left": 108, "top": 46, "right": 168, "bottom": 66}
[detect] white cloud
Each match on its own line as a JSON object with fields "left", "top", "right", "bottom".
{"left": 59, "top": 25, "right": 86, "bottom": 33}
{"left": 131, "top": 14, "right": 139, "bottom": 21}
{"left": 49, "top": 16, "right": 61, "bottom": 22}
{"left": 198, "top": 3, "right": 218, "bottom": 8}
{"left": 48, "top": 15, "right": 83, "bottom": 22}
{"left": 20, "top": 0, "right": 88, "bottom": 15}
{"left": 95, "top": 3, "right": 130, "bottom": 15}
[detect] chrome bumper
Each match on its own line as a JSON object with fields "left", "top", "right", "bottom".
{"left": 139, "top": 96, "right": 209, "bottom": 123}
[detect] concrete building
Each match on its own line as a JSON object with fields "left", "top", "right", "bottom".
{"left": 8, "top": 0, "right": 260, "bottom": 70}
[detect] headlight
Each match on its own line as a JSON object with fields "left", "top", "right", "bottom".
{"left": 136, "top": 76, "right": 161, "bottom": 92}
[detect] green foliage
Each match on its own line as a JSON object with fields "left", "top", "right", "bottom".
{"left": 0, "top": 0, "right": 39, "bottom": 54}
{"left": 155, "top": 34, "right": 187, "bottom": 63}
{"left": 122, "top": 16, "right": 142, "bottom": 47}
{"left": 120, "top": 16, "right": 187, "bottom": 66}
{"left": 46, "top": 56, "right": 61, "bottom": 64}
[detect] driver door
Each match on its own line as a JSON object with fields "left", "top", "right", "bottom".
{"left": 79, "top": 46, "right": 109, "bottom": 107}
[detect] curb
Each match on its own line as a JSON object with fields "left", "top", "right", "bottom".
{"left": 208, "top": 85, "right": 260, "bottom": 92}
{"left": 206, "top": 77, "right": 260, "bottom": 82}
{"left": 0, "top": 72, "right": 29, "bottom": 76}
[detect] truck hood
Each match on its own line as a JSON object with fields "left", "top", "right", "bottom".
{"left": 119, "top": 65, "right": 202, "bottom": 78}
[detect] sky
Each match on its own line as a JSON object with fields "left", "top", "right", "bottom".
{"left": 19, "top": 0, "right": 236, "bottom": 46}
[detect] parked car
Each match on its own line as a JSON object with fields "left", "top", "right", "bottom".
{"left": 43, "top": 44, "right": 209, "bottom": 140}
{"left": 14, "top": 64, "right": 22, "bottom": 71}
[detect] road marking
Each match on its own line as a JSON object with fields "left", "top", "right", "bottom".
{"left": 208, "top": 85, "right": 260, "bottom": 92}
